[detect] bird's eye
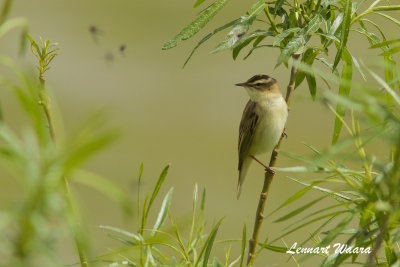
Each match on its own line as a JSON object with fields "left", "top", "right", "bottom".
{"left": 256, "top": 83, "right": 261, "bottom": 87}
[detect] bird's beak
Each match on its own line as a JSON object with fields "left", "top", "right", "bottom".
{"left": 235, "top": 82, "right": 248, "bottom": 87}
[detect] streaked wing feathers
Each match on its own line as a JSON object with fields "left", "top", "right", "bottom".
{"left": 238, "top": 100, "right": 258, "bottom": 171}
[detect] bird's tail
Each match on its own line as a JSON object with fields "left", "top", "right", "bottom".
{"left": 237, "top": 159, "right": 250, "bottom": 199}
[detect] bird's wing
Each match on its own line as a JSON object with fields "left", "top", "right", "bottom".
{"left": 238, "top": 100, "right": 258, "bottom": 171}
{"left": 237, "top": 100, "right": 258, "bottom": 198}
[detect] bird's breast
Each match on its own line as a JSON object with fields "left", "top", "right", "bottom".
{"left": 250, "top": 96, "right": 288, "bottom": 155}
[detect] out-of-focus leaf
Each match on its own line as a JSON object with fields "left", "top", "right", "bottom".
{"left": 368, "top": 68, "right": 400, "bottom": 106}
{"left": 163, "top": 0, "right": 231, "bottom": 50}
{"left": 64, "top": 129, "right": 119, "bottom": 173}
{"left": 0, "top": 17, "right": 27, "bottom": 40}
{"left": 332, "top": 0, "right": 352, "bottom": 70}
{"left": 332, "top": 48, "right": 352, "bottom": 144}
{"left": 151, "top": 188, "right": 174, "bottom": 236}
{"left": 239, "top": 224, "right": 246, "bottom": 267}
{"left": 71, "top": 170, "right": 132, "bottom": 214}
{"left": 183, "top": 19, "right": 238, "bottom": 67}
{"left": 0, "top": 0, "right": 12, "bottom": 25}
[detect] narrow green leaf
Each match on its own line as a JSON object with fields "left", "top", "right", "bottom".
{"left": 212, "top": 0, "right": 266, "bottom": 53}
{"left": 259, "top": 243, "right": 287, "bottom": 253}
{"left": 193, "top": 0, "right": 207, "bottom": 8}
{"left": 370, "top": 38, "right": 400, "bottom": 48}
{"left": 378, "top": 46, "right": 400, "bottom": 56}
{"left": 163, "top": 0, "right": 231, "bottom": 50}
{"left": 329, "top": 13, "right": 344, "bottom": 35}
{"left": 100, "top": 225, "right": 143, "bottom": 243}
{"left": 273, "top": 27, "right": 301, "bottom": 46}
{"left": 332, "top": 0, "right": 352, "bottom": 70}
{"left": 275, "top": 35, "right": 305, "bottom": 67}
{"left": 195, "top": 218, "right": 224, "bottom": 267}
{"left": 239, "top": 224, "right": 246, "bottom": 267}
{"left": 137, "top": 162, "right": 144, "bottom": 228}
{"left": 267, "top": 186, "right": 312, "bottom": 217}
{"left": 285, "top": 176, "right": 352, "bottom": 202}
{"left": 145, "top": 164, "right": 170, "bottom": 219}
{"left": 332, "top": 48, "right": 352, "bottom": 144}
{"left": 271, "top": 210, "right": 349, "bottom": 243}
{"left": 274, "top": 196, "right": 326, "bottom": 222}
{"left": 151, "top": 188, "right": 174, "bottom": 236}
{"left": 306, "top": 72, "right": 317, "bottom": 100}
{"left": 295, "top": 48, "right": 317, "bottom": 88}
{"left": 319, "top": 213, "right": 353, "bottom": 246}
{"left": 273, "top": 0, "right": 285, "bottom": 15}
{"left": 232, "top": 30, "right": 273, "bottom": 60}
{"left": 183, "top": 19, "right": 238, "bottom": 67}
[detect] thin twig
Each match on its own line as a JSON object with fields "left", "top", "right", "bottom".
{"left": 247, "top": 54, "right": 301, "bottom": 266}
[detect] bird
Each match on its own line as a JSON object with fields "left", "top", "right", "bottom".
{"left": 235, "top": 74, "right": 288, "bottom": 199}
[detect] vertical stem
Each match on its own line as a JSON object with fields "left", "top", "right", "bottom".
{"left": 38, "top": 74, "right": 89, "bottom": 267}
{"left": 247, "top": 54, "right": 300, "bottom": 266}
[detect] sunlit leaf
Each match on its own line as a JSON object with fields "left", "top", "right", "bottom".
{"left": 151, "top": 188, "right": 174, "bottom": 236}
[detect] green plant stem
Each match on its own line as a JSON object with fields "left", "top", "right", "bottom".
{"left": 38, "top": 75, "right": 89, "bottom": 267}
{"left": 247, "top": 54, "right": 300, "bottom": 266}
{"left": 264, "top": 7, "right": 279, "bottom": 34}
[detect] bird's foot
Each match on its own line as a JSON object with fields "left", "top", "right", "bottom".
{"left": 282, "top": 128, "right": 288, "bottom": 139}
{"left": 250, "top": 155, "right": 268, "bottom": 169}
{"left": 265, "top": 166, "right": 275, "bottom": 175}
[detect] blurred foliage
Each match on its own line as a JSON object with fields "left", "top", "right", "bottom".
{"left": 98, "top": 166, "right": 242, "bottom": 267}
{"left": 0, "top": 2, "right": 131, "bottom": 267}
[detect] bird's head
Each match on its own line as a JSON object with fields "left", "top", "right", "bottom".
{"left": 235, "top": 74, "right": 282, "bottom": 102}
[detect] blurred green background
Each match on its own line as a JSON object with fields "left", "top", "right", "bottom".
{"left": 0, "top": 0, "right": 398, "bottom": 266}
